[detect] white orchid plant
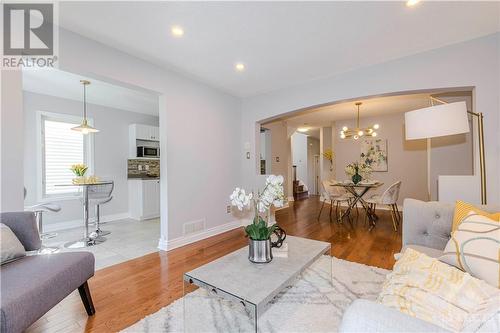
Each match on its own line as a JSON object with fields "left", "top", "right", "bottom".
{"left": 230, "top": 175, "right": 285, "bottom": 241}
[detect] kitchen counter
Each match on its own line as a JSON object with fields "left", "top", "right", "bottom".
{"left": 127, "top": 175, "right": 160, "bottom": 180}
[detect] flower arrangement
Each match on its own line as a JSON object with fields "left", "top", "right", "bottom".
{"left": 70, "top": 164, "right": 88, "bottom": 177}
{"left": 322, "top": 148, "right": 334, "bottom": 172}
{"left": 230, "top": 175, "right": 285, "bottom": 241}
{"left": 345, "top": 162, "right": 372, "bottom": 181}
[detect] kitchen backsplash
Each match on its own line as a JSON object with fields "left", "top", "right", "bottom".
{"left": 128, "top": 159, "right": 160, "bottom": 178}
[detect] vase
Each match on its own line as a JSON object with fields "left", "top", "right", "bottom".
{"left": 352, "top": 172, "right": 362, "bottom": 185}
{"left": 248, "top": 238, "right": 272, "bottom": 263}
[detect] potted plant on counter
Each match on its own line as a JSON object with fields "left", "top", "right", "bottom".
{"left": 230, "top": 175, "right": 286, "bottom": 263}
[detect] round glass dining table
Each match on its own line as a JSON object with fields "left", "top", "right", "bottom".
{"left": 331, "top": 181, "right": 384, "bottom": 229}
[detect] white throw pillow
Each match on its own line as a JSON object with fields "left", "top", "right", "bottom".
{"left": 439, "top": 212, "right": 500, "bottom": 288}
{"left": 0, "top": 223, "right": 26, "bottom": 264}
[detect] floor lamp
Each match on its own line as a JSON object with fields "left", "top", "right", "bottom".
{"left": 404, "top": 99, "right": 487, "bottom": 204}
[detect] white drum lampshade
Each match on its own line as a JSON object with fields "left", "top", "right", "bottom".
{"left": 405, "top": 101, "right": 469, "bottom": 140}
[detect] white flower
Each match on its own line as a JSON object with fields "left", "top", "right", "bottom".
{"left": 229, "top": 175, "right": 285, "bottom": 214}
{"left": 230, "top": 188, "right": 252, "bottom": 211}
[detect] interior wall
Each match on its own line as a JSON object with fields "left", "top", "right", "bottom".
{"left": 431, "top": 124, "right": 474, "bottom": 201}
{"left": 23, "top": 91, "right": 160, "bottom": 227}
{"left": 262, "top": 121, "right": 289, "bottom": 196}
{"left": 2, "top": 27, "right": 242, "bottom": 249}
{"left": 307, "top": 137, "right": 320, "bottom": 194}
{"left": 0, "top": 70, "right": 24, "bottom": 212}
{"left": 241, "top": 33, "right": 500, "bottom": 206}
{"left": 320, "top": 127, "right": 333, "bottom": 182}
{"left": 335, "top": 113, "right": 427, "bottom": 204}
{"left": 291, "top": 132, "right": 308, "bottom": 186}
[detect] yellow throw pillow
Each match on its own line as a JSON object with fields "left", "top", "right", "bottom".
{"left": 452, "top": 200, "right": 500, "bottom": 231}
{"left": 378, "top": 248, "right": 499, "bottom": 332}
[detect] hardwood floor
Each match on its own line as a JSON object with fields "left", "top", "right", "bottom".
{"left": 27, "top": 196, "right": 401, "bottom": 333}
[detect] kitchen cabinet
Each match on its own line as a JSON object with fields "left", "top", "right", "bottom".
{"left": 128, "top": 179, "right": 160, "bottom": 220}
{"left": 129, "top": 124, "right": 160, "bottom": 158}
{"left": 130, "top": 124, "right": 160, "bottom": 141}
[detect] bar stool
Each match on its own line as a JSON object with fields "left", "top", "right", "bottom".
{"left": 29, "top": 203, "right": 61, "bottom": 253}
{"left": 88, "top": 181, "right": 114, "bottom": 237}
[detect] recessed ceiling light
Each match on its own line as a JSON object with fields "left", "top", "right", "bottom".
{"left": 406, "top": 0, "right": 421, "bottom": 7}
{"left": 235, "top": 62, "right": 245, "bottom": 72}
{"left": 171, "top": 25, "right": 184, "bottom": 37}
{"left": 297, "top": 128, "right": 309, "bottom": 133}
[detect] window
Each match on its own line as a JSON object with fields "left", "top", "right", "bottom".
{"left": 38, "top": 112, "right": 93, "bottom": 199}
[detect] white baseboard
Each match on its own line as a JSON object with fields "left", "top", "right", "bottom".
{"left": 159, "top": 219, "right": 246, "bottom": 252}
{"left": 43, "top": 212, "right": 131, "bottom": 232}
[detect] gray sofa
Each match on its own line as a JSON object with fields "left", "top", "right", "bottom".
{"left": 0, "top": 212, "right": 96, "bottom": 333}
{"left": 340, "top": 198, "right": 499, "bottom": 332}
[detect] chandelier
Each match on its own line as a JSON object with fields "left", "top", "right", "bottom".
{"left": 340, "top": 102, "right": 379, "bottom": 140}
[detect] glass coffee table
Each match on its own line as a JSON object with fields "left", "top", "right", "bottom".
{"left": 183, "top": 236, "right": 331, "bottom": 332}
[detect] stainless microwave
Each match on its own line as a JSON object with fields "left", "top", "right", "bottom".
{"left": 137, "top": 146, "right": 160, "bottom": 158}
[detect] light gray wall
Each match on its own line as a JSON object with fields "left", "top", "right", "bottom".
{"left": 431, "top": 131, "right": 473, "bottom": 201}
{"left": 242, "top": 34, "right": 499, "bottom": 205}
{"left": 23, "top": 91, "right": 159, "bottom": 226}
{"left": 334, "top": 112, "right": 428, "bottom": 205}
{"left": 56, "top": 29, "right": 241, "bottom": 248}
{"left": 1, "top": 70, "right": 24, "bottom": 212}
{"left": 263, "top": 121, "right": 289, "bottom": 195}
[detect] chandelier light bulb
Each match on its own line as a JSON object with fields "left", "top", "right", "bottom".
{"left": 373, "top": 124, "right": 380, "bottom": 130}
{"left": 372, "top": 132, "right": 377, "bottom": 137}
{"left": 358, "top": 130, "right": 364, "bottom": 136}
{"left": 353, "top": 135, "right": 359, "bottom": 140}
{"left": 342, "top": 126, "right": 348, "bottom": 132}
{"left": 340, "top": 133, "right": 346, "bottom": 139}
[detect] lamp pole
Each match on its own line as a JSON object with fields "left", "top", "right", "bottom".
{"left": 430, "top": 96, "right": 486, "bottom": 204}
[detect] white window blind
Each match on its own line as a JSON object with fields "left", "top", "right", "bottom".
{"left": 41, "top": 115, "right": 91, "bottom": 198}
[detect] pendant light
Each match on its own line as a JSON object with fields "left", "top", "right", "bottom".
{"left": 340, "top": 102, "right": 379, "bottom": 140}
{"left": 72, "top": 80, "right": 99, "bottom": 134}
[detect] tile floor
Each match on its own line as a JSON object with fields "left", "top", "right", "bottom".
{"left": 42, "top": 218, "right": 160, "bottom": 270}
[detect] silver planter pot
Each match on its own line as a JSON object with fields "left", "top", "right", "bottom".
{"left": 248, "top": 238, "right": 273, "bottom": 263}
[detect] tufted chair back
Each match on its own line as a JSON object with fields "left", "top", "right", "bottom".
{"left": 379, "top": 181, "right": 401, "bottom": 205}
{"left": 402, "top": 198, "right": 499, "bottom": 251}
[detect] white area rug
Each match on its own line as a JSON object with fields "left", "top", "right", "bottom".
{"left": 123, "top": 256, "right": 389, "bottom": 333}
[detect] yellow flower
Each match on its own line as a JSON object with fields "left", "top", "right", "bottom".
{"left": 70, "top": 164, "right": 88, "bottom": 177}
{"left": 322, "top": 149, "right": 334, "bottom": 162}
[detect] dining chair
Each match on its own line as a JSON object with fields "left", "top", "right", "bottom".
{"left": 364, "top": 181, "right": 402, "bottom": 231}
{"left": 317, "top": 180, "right": 351, "bottom": 223}
{"left": 87, "top": 181, "right": 114, "bottom": 237}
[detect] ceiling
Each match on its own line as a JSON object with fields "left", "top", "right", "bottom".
{"left": 58, "top": 2, "right": 499, "bottom": 97}
{"left": 265, "top": 91, "right": 472, "bottom": 139}
{"left": 22, "top": 69, "right": 159, "bottom": 115}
